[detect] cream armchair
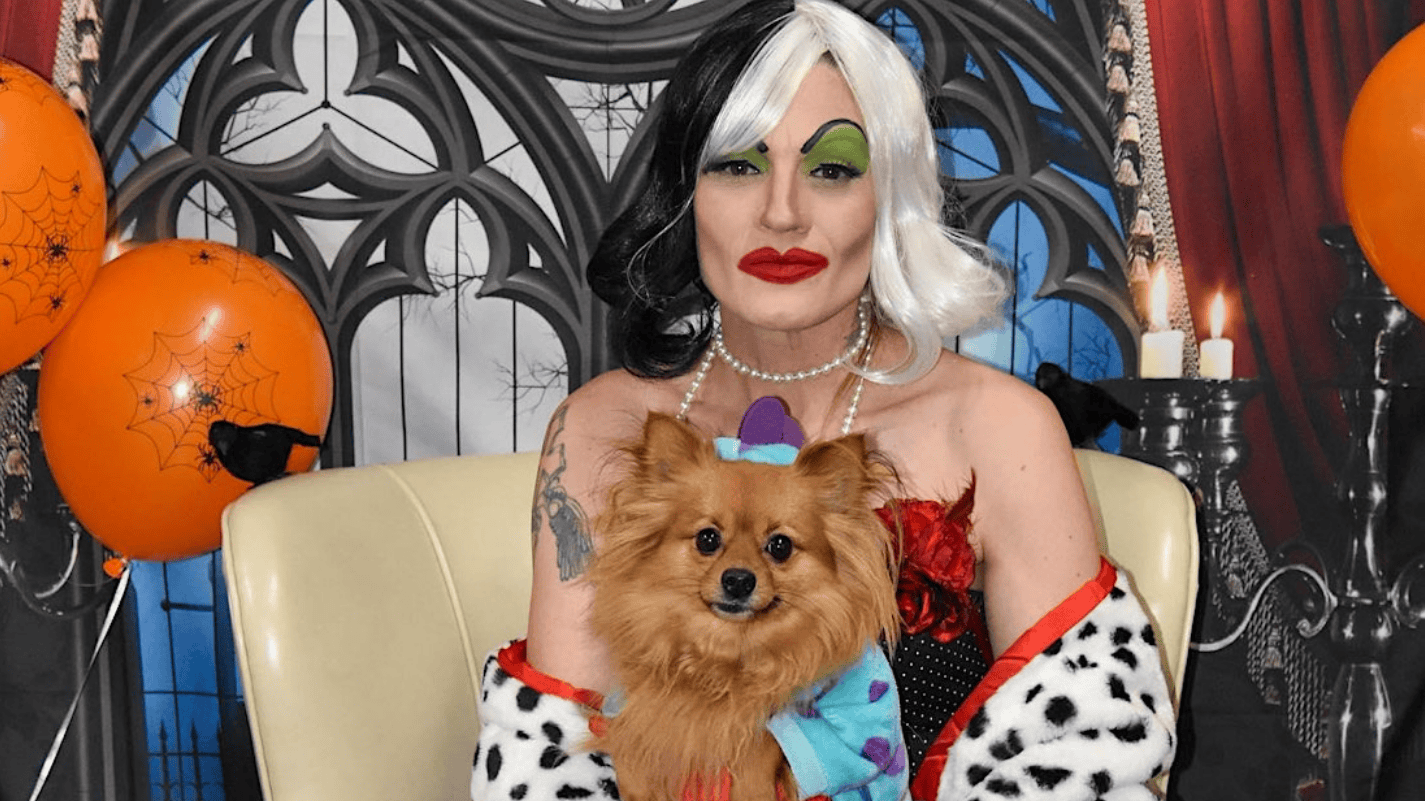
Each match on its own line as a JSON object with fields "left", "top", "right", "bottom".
{"left": 221, "top": 449, "right": 1197, "bottom": 801}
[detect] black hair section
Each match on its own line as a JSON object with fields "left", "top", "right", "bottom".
{"left": 587, "top": 0, "right": 795, "bottom": 379}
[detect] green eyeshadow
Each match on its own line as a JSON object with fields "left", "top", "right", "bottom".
{"left": 800, "top": 121, "right": 869, "bottom": 175}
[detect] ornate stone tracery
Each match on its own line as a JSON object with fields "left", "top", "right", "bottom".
{"left": 92, "top": 0, "right": 1135, "bottom": 466}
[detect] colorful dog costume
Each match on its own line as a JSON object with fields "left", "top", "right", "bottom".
{"left": 472, "top": 400, "right": 1174, "bottom": 800}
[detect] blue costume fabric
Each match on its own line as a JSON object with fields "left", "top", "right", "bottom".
{"left": 715, "top": 399, "right": 908, "bottom": 801}
{"left": 767, "top": 645, "right": 910, "bottom": 801}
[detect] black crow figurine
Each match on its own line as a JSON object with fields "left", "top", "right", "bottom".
{"left": 1034, "top": 362, "right": 1139, "bottom": 449}
{"left": 208, "top": 420, "right": 323, "bottom": 485}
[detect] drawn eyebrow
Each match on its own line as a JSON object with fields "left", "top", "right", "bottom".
{"left": 800, "top": 119, "right": 865, "bottom": 154}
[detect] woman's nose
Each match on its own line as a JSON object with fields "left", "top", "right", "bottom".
{"left": 758, "top": 168, "right": 806, "bottom": 233}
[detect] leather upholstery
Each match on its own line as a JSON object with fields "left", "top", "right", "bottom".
{"left": 222, "top": 449, "right": 1196, "bottom": 801}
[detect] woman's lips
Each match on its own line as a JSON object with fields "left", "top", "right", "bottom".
{"left": 736, "top": 247, "right": 829, "bottom": 284}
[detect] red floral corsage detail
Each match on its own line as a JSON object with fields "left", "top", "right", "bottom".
{"left": 876, "top": 478, "right": 979, "bottom": 645}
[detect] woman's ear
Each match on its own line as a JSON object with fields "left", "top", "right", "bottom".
{"left": 636, "top": 412, "right": 709, "bottom": 478}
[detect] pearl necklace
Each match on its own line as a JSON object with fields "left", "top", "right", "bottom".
{"left": 712, "top": 297, "right": 870, "bottom": 383}
{"left": 677, "top": 302, "right": 875, "bottom": 437}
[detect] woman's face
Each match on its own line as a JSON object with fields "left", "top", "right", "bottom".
{"left": 693, "top": 61, "right": 877, "bottom": 333}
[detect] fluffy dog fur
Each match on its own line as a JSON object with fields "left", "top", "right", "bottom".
{"left": 587, "top": 412, "right": 900, "bottom": 801}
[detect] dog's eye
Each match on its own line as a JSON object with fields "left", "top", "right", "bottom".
{"left": 695, "top": 527, "right": 722, "bottom": 555}
{"left": 765, "top": 533, "right": 794, "bottom": 563}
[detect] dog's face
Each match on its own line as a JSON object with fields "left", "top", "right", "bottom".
{"left": 651, "top": 446, "right": 839, "bottom": 625}
{"left": 590, "top": 412, "right": 899, "bottom": 690}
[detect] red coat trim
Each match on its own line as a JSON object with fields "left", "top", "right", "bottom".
{"left": 909, "top": 557, "right": 1117, "bottom": 801}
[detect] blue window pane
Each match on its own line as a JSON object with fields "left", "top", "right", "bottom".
{"left": 178, "top": 693, "right": 222, "bottom": 753}
{"left": 133, "top": 561, "right": 174, "bottom": 693}
{"left": 1014, "top": 297, "right": 1073, "bottom": 379}
{"left": 1003, "top": 52, "right": 1061, "bottom": 112}
{"left": 1057, "top": 165, "right": 1121, "bottom": 235}
{"left": 1026, "top": 0, "right": 1057, "bottom": 20}
{"left": 163, "top": 554, "right": 215, "bottom": 607}
{"left": 958, "top": 322, "right": 1013, "bottom": 370}
{"left": 145, "top": 693, "right": 177, "bottom": 753}
{"left": 875, "top": 8, "right": 926, "bottom": 71}
{"left": 115, "top": 42, "right": 207, "bottom": 187}
{"left": 196, "top": 757, "right": 227, "bottom": 801}
{"left": 163, "top": 756, "right": 188, "bottom": 800}
{"left": 171, "top": 611, "right": 219, "bottom": 694}
{"left": 1067, "top": 302, "right": 1124, "bottom": 381}
{"left": 937, "top": 125, "right": 999, "bottom": 179}
{"left": 983, "top": 200, "right": 1050, "bottom": 378}
{"left": 965, "top": 53, "right": 985, "bottom": 79}
{"left": 133, "top": 546, "right": 240, "bottom": 798}
{"left": 1086, "top": 243, "right": 1107, "bottom": 272}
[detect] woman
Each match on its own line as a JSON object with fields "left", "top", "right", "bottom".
{"left": 475, "top": 2, "right": 1175, "bottom": 799}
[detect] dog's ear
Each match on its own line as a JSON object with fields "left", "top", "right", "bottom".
{"left": 795, "top": 434, "right": 873, "bottom": 509}
{"left": 636, "top": 412, "right": 709, "bottom": 478}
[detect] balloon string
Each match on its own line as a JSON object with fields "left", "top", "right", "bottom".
{"left": 28, "top": 562, "right": 132, "bottom": 801}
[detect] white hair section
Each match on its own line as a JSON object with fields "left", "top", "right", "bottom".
{"left": 699, "top": 0, "right": 1008, "bottom": 385}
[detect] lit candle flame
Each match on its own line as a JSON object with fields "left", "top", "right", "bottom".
{"left": 1150, "top": 267, "right": 1169, "bottom": 331}
{"left": 1209, "top": 292, "right": 1226, "bottom": 339}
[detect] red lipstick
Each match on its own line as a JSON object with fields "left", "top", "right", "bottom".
{"left": 736, "top": 247, "right": 829, "bottom": 285}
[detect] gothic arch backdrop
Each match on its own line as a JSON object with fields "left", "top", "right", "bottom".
{"left": 4, "top": 1, "right": 1136, "bottom": 798}
{"left": 91, "top": 0, "right": 1133, "bottom": 469}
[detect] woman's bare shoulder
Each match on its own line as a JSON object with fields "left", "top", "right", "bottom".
{"left": 915, "top": 352, "right": 1067, "bottom": 452}
{"left": 559, "top": 369, "right": 660, "bottom": 433}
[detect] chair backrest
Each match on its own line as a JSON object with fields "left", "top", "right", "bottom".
{"left": 1073, "top": 449, "right": 1199, "bottom": 704}
{"left": 222, "top": 451, "right": 541, "bottom": 801}
{"left": 222, "top": 448, "right": 1196, "bottom": 801}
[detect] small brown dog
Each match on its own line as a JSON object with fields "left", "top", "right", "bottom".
{"left": 587, "top": 412, "right": 900, "bottom": 801}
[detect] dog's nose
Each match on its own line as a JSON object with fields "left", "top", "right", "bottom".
{"left": 721, "top": 568, "right": 756, "bottom": 600}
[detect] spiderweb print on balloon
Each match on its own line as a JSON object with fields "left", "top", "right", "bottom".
{"left": 188, "top": 244, "right": 290, "bottom": 296}
{"left": 0, "top": 167, "right": 104, "bottom": 322}
{"left": 124, "top": 324, "right": 281, "bottom": 481}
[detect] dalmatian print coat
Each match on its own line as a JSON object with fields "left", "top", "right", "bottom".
{"left": 472, "top": 561, "right": 1174, "bottom": 801}
{"left": 930, "top": 563, "right": 1175, "bottom": 801}
{"left": 471, "top": 645, "right": 618, "bottom": 800}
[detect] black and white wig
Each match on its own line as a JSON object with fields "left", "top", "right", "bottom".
{"left": 589, "top": 0, "right": 1007, "bottom": 383}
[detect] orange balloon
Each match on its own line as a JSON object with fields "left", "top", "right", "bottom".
{"left": 38, "top": 239, "right": 333, "bottom": 562}
{"left": 1342, "top": 23, "right": 1425, "bottom": 320}
{"left": 0, "top": 57, "right": 107, "bottom": 373}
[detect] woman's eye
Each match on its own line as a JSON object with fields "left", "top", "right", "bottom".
{"left": 765, "top": 533, "right": 794, "bottom": 563}
{"left": 707, "top": 159, "right": 761, "bottom": 177}
{"left": 695, "top": 527, "right": 722, "bottom": 555}
{"left": 809, "top": 162, "right": 862, "bottom": 181}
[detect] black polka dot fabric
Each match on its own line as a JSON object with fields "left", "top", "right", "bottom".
{"left": 891, "top": 592, "right": 990, "bottom": 773}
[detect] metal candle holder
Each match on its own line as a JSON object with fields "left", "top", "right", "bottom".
{"left": 1149, "top": 226, "right": 1423, "bottom": 801}
{"left": 1098, "top": 376, "right": 1261, "bottom": 638}
{"left": 1096, "top": 378, "right": 1206, "bottom": 485}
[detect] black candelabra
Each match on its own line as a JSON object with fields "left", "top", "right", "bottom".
{"left": 1103, "top": 226, "right": 1424, "bottom": 801}
{"left": 1097, "top": 376, "right": 1261, "bottom": 638}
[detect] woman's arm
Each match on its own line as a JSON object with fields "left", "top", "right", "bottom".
{"left": 525, "top": 377, "right": 640, "bottom": 694}
{"left": 966, "top": 372, "right": 1102, "bottom": 657}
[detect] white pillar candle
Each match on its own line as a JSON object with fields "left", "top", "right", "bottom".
{"left": 1198, "top": 292, "right": 1234, "bottom": 380}
{"left": 1200, "top": 339, "right": 1233, "bottom": 379}
{"left": 1139, "top": 266, "right": 1183, "bottom": 378}
{"left": 1140, "top": 329, "right": 1185, "bottom": 378}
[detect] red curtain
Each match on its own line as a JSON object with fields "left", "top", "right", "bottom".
{"left": 1147, "top": 1, "right": 1425, "bottom": 550}
{"left": 0, "top": 0, "right": 63, "bottom": 78}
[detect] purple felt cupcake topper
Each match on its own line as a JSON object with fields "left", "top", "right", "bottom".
{"left": 739, "top": 396, "right": 805, "bottom": 450}
{"left": 713, "top": 397, "right": 805, "bottom": 466}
